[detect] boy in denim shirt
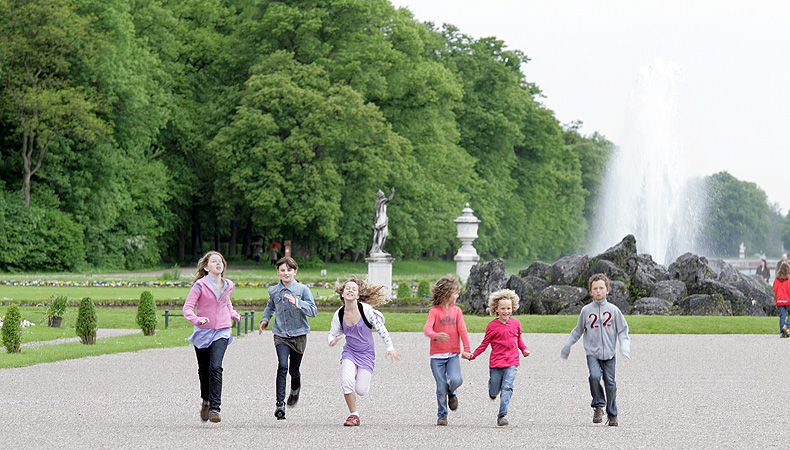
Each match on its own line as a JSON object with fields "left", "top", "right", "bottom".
{"left": 259, "top": 257, "right": 317, "bottom": 420}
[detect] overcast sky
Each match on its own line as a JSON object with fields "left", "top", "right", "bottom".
{"left": 390, "top": 0, "right": 790, "bottom": 214}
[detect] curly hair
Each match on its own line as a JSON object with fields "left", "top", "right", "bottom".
{"left": 431, "top": 275, "right": 461, "bottom": 305}
{"left": 193, "top": 251, "right": 226, "bottom": 283}
{"left": 588, "top": 273, "right": 611, "bottom": 292}
{"left": 334, "top": 275, "right": 390, "bottom": 307}
{"left": 488, "top": 289, "right": 519, "bottom": 315}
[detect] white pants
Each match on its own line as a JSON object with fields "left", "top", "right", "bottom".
{"left": 341, "top": 358, "right": 372, "bottom": 395}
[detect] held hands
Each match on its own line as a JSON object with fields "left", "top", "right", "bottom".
{"left": 386, "top": 350, "right": 401, "bottom": 362}
{"left": 258, "top": 320, "right": 269, "bottom": 334}
{"left": 461, "top": 351, "right": 473, "bottom": 360}
{"left": 329, "top": 336, "right": 343, "bottom": 347}
{"left": 434, "top": 332, "right": 449, "bottom": 342}
{"left": 522, "top": 349, "right": 530, "bottom": 357}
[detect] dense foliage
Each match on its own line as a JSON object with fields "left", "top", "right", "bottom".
{"left": 1, "top": 303, "right": 21, "bottom": 353}
{"left": 0, "top": 0, "right": 780, "bottom": 271}
{"left": 136, "top": 291, "right": 157, "bottom": 335}
{"left": 75, "top": 297, "right": 97, "bottom": 345}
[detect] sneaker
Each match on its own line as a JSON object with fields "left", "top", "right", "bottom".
{"left": 436, "top": 416, "right": 448, "bottom": 426}
{"left": 200, "top": 400, "right": 210, "bottom": 422}
{"left": 497, "top": 415, "right": 509, "bottom": 426}
{"left": 782, "top": 326, "right": 789, "bottom": 338}
{"left": 287, "top": 387, "right": 300, "bottom": 406}
{"left": 343, "top": 414, "right": 360, "bottom": 426}
{"left": 593, "top": 406, "right": 605, "bottom": 423}
{"left": 489, "top": 394, "right": 497, "bottom": 400}
{"left": 274, "top": 402, "right": 286, "bottom": 420}
{"left": 606, "top": 415, "right": 618, "bottom": 427}
{"left": 448, "top": 394, "right": 458, "bottom": 411}
{"left": 208, "top": 409, "right": 221, "bottom": 423}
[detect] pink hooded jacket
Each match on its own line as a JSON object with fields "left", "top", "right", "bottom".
{"left": 183, "top": 276, "right": 240, "bottom": 328}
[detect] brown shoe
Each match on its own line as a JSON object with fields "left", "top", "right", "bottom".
{"left": 448, "top": 394, "right": 458, "bottom": 411}
{"left": 200, "top": 400, "right": 210, "bottom": 422}
{"left": 436, "top": 416, "right": 448, "bottom": 426}
{"left": 209, "top": 409, "right": 221, "bottom": 423}
{"left": 593, "top": 406, "right": 605, "bottom": 423}
{"left": 606, "top": 415, "right": 618, "bottom": 426}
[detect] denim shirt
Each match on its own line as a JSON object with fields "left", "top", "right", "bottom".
{"left": 262, "top": 280, "right": 317, "bottom": 338}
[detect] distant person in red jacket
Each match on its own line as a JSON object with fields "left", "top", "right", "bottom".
{"left": 773, "top": 262, "right": 790, "bottom": 338}
{"left": 423, "top": 275, "right": 472, "bottom": 426}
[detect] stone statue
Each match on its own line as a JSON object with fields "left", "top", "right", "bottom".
{"left": 371, "top": 187, "right": 395, "bottom": 255}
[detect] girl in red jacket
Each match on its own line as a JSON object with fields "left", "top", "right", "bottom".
{"left": 424, "top": 275, "right": 472, "bottom": 426}
{"left": 183, "top": 251, "right": 241, "bottom": 423}
{"left": 773, "top": 262, "right": 790, "bottom": 337}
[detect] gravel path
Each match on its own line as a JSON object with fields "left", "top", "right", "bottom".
{"left": 1, "top": 332, "right": 788, "bottom": 449}
{"left": 21, "top": 328, "right": 140, "bottom": 348}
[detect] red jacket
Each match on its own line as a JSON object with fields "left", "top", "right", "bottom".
{"left": 773, "top": 278, "right": 790, "bottom": 306}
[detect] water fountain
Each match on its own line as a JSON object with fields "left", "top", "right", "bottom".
{"left": 590, "top": 58, "right": 706, "bottom": 265}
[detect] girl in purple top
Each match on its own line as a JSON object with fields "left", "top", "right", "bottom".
{"left": 183, "top": 251, "right": 241, "bottom": 423}
{"left": 328, "top": 276, "right": 400, "bottom": 426}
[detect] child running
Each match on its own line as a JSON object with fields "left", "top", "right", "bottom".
{"left": 328, "top": 276, "right": 400, "bottom": 426}
{"left": 423, "top": 275, "right": 472, "bottom": 426}
{"left": 465, "top": 289, "right": 530, "bottom": 426}
{"left": 182, "top": 251, "right": 241, "bottom": 423}
{"left": 560, "top": 273, "right": 630, "bottom": 426}
{"left": 259, "top": 256, "right": 318, "bottom": 420}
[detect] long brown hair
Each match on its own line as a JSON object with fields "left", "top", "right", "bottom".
{"left": 778, "top": 262, "right": 790, "bottom": 280}
{"left": 431, "top": 275, "right": 461, "bottom": 306}
{"left": 194, "top": 251, "right": 227, "bottom": 282}
{"left": 335, "top": 275, "right": 390, "bottom": 307}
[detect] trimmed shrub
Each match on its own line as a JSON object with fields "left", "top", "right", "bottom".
{"left": 76, "top": 297, "right": 98, "bottom": 345}
{"left": 1, "top": 303, "right": 22, "bottom": 353}
{"left": 417, "top": 280, "right": 431, "bottom": 299}
{"left": 396, "top": 281, "right": 413, "bottom": 300}
{"left": 137, "top": 291, "right": 157, "bottom": 336}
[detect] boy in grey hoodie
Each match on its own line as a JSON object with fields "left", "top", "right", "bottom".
{"left": 560, "top": 273, "right": 630, "bottom": 426}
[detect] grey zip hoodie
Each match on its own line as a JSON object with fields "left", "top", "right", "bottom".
{"left": 560, "top": 298, "right": 630, "bottom": 360}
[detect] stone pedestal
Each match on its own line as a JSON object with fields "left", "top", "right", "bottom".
{"left": 366, "top": 253, "right": 394, "bottom": 296}
{"left": 454, "top": 203, "right": 481, "bottom": 284}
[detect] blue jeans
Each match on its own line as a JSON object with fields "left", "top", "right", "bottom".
{"left": 489, "top": 365, "right": 517, "bottom": 417}
{"left": 275, "top": 343, "right": 303, "bottom": 403}
{"left": 587, "top": 355, "right": 617, "bottom": 418}
{"left": 779, "top": 306, "right": 790, "bottom": 333}
{"left": 430, "top": 355, "right": 463, "bottom": 418}
{"left": 194, "top": 338, "right": 228, "bottom": 410}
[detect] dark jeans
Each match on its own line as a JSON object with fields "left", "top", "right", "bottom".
{"left": 275, "top": 343, "right": 303, "bottom": 403}
{"left": 194, "top": 338, "right": 228, "bottom": 411}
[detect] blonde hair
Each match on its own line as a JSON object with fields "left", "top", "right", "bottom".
{"left": 194, "top": 251, "right": 226, "bottom": 282}
{"left": 778, "top": 262, "right": 790, "bottom": 280}
{"left": 431, "top": 275, "right": 461, "bottom": 305}
{"left": 588, "top": 273, "right": 611, "bottom": 292}
{"left": 488, "top": 289, "right": 519, "bottom": 315}
{"left": 334, "top": 275, "right": 390, "bottom": 307}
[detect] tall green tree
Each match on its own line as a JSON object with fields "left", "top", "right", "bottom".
{"left": 0, "top": 0, "right": 108, "bottom": 207}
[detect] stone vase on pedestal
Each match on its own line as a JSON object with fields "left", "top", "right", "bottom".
{"left": 454, "top": 203, "right": 481, "bottom": 284}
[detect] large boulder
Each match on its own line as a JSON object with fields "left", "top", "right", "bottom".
{"left": 507, "top": 275, "right": 549, "bottom": 314}
{"left": 651, "top": 280, "right": 687, "bottom": 305}
{"left": 589, "top": 259, "right": 629, "bottom": 285}
{"left": 591, "top": 235, "right": 639, "bottom": 275}
{"left": 460, "top": 259, "right": 509, "bottom": 314}
{"left": 549, "top": 254, "right": 592, "bottom": 287}
{"left": 668, "top": 253, "right": 714, "bottom": 292}
{"left": 519, "top": 261, "right": 551, "bottom": 282}
{"left": 633, "top": 297, "right": 671, "bottom": 315}
{"left": 539, "top": 285, "right": 588, "bottom": 314}
{"left": 608, "top": 280, "right": 631, "bottom": 314}
{"left": 678, "top": 294, "right": 732, "bottom": 316}
{"left": 630, "top": 253, "right": 671, "bottom": 297}
{"left": 733, "top": 274, "right": 773, "bottom": 316}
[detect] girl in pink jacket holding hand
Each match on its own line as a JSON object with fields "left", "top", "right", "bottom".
{"left": 424, "top": 275, "right": 472, "bottom": 426}
{"left": 183, "top": 251, "right": 241, "bottom": 423}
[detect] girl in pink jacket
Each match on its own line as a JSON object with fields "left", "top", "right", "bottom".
{"left": 183, "top": 251, "right": 241, "bottom": 423}
{"left": 424, "top": 275, "right": 471, "bottom": 426}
